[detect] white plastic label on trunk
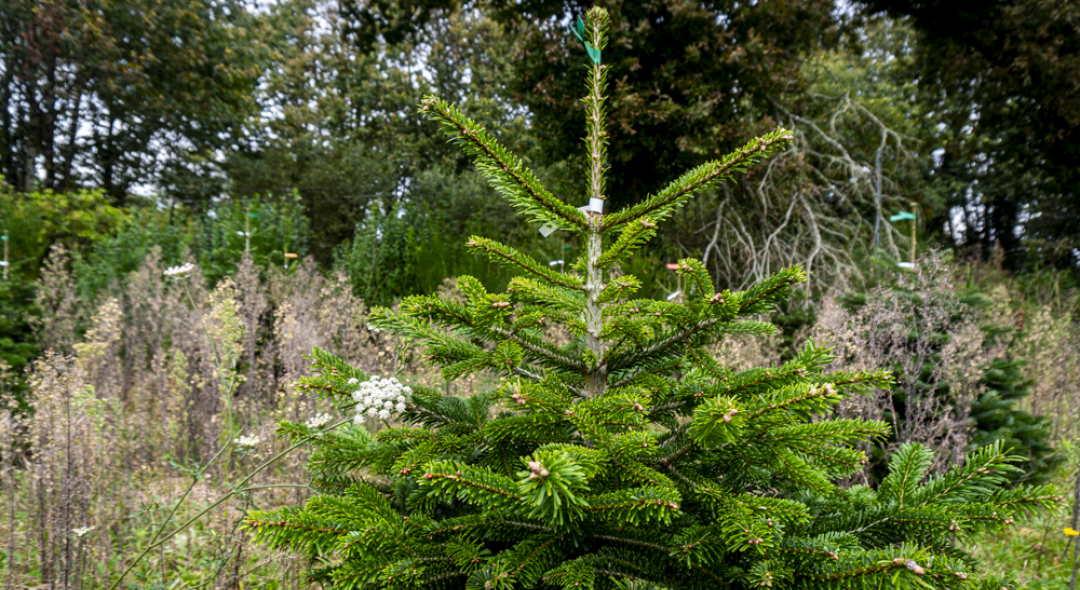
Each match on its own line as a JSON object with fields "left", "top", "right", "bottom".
{"left": 539, "top": 224, "right": 559, "bottom": 237}
{"left": 589, "top": 197, "right": 605, "bottom": 213}
{"left": 666, "top": 290, "right": 682, "bottom": 301}
{"left": 548, "top": 260, "right": 564, "bottom": 267}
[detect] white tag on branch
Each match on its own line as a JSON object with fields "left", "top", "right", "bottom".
{"left": 666, "top": 290, "right": 682, "bottom": 301}
{"left": 578, "top": 202, "right": 603, "bottom": 214}
{"left": 542, "top": 200, "right": 601, "bottom": 236}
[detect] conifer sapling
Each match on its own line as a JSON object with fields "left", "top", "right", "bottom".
{"left": 246, "top": 8, "right": 1057, "bottom": 589}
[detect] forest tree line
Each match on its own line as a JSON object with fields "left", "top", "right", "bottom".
{"left": 2, "top": 0, "right": 1078, "bottom": 274}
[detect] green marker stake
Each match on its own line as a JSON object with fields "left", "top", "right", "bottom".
{"left": 890, "top": 211, "right": 917, "bottom": 267}
{"left": 244, "top": 211, "right": 252, "bottom": 255}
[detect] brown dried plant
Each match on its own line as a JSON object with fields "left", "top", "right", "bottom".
{"left": 1011, "top": 290, "right": 1080, "bottom": 442}
{"left": 1, "top": 253, "right": 479, "bottom": 588}
{"left": 29, "top": 244, "right": 83, "bottom": 354}
{"left": 707, "top": 328, "right": 784, "bottom": 372}
{"left": 812, "top": 252, "right": 990, "bottom": 477}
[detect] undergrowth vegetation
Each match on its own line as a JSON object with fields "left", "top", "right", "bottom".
{"left": 0, "top": 138, "right": 1075, "bottom": 590}
{"left": 0, "top": 249, "right": 496, "bottom": 588}
{"left": 0, "top": 189, "right": 1076, "bottom": 588}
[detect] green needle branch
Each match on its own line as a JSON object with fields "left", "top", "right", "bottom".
{"left": 241, "top": 8, "right": 1059, "bottom": 590}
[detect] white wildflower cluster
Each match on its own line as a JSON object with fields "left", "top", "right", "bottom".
{"left": 163, "top": 262, "right": 195, "bottom": 278}
{"left": 352, "top": 375, "right": 411, "bottom": 422}
{"left": 305, "top": 412, "right": 333, "bottom": 429}
{"left": 234, "top": 434, "right": 261, "bottom": 448}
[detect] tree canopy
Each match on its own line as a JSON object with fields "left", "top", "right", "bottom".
{"left": 860, "top": 0, "right": 1080, "bottom": 268}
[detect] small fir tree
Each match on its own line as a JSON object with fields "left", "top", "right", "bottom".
{"left": 246, "top": 8, "right": 1057, "bottom": 589}
{"left": 969, "top": 358, "right": 1062, "bottom": 486}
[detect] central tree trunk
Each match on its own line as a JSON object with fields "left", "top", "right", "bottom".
{"left": 584, "top": 221, "right": 607, "bottom": 397}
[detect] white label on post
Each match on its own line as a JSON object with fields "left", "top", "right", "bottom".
{"left": 666, "top": 290, "right": 682, "bottom": 301}
{"left": 0, "top": 261, "right": 8, "bottom": 266}
{"left": 589, "top": 198, "right": 605, "bottom": 213}
{"left": 548, "top": 259, "right": 564, "bottom": 267}
{"left": 539, "top": 224, "right": 559, "bottom": 237}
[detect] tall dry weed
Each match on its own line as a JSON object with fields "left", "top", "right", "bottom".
{"left": 29, "top": 245, "right": 83, "bottom": 354}
{"left": 1, "top": 254, "right": 476, "bottom": 588}
{"left": 812, "top": 253, "right": 989, "bottom": 476}
{"left": 1011, "top": 291, "right": 1080, "bottom": 441}
{"left": 707, "top": 329, "right": 784, "bottom": 372}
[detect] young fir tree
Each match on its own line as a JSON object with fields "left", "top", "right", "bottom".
{"left": 246, "top": 8, "right": 1057, "bottom": 589}
{"left": 968, "top": 358, "right": 1062, "bottom": 486}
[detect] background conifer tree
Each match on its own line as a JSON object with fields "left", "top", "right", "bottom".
{"left": 246, "top": 8, "right": 1057, "bottom": 588}
{"left": 970, "top": 358, "right": 1062, "bottom": 486}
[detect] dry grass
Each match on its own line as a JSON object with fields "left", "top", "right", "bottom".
{"left": 0, "top": 247, "right": 482, "bottom": 589}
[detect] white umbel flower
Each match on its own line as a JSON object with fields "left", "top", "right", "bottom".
{"left": 163, "top": 262, "right": 196, "bottom": 278}
{"left": 351, "top": 375, "right": 411, "bottom": 422}
{"left": 234, "top": 435, "right": 261, "bottom": 448}
{"left": 305, "top": 413, "right": 333, "bottom": 429}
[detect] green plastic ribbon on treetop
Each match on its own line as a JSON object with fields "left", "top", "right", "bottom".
{"left": 889, "top": 211, "right": 916, "bottom": 222}
{"left": 571, "top": 16, "right": 602, "bottom": 65}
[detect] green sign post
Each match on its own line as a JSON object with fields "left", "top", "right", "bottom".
{"left": 890, "top": 211, "right": 917, "bottom": 267}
